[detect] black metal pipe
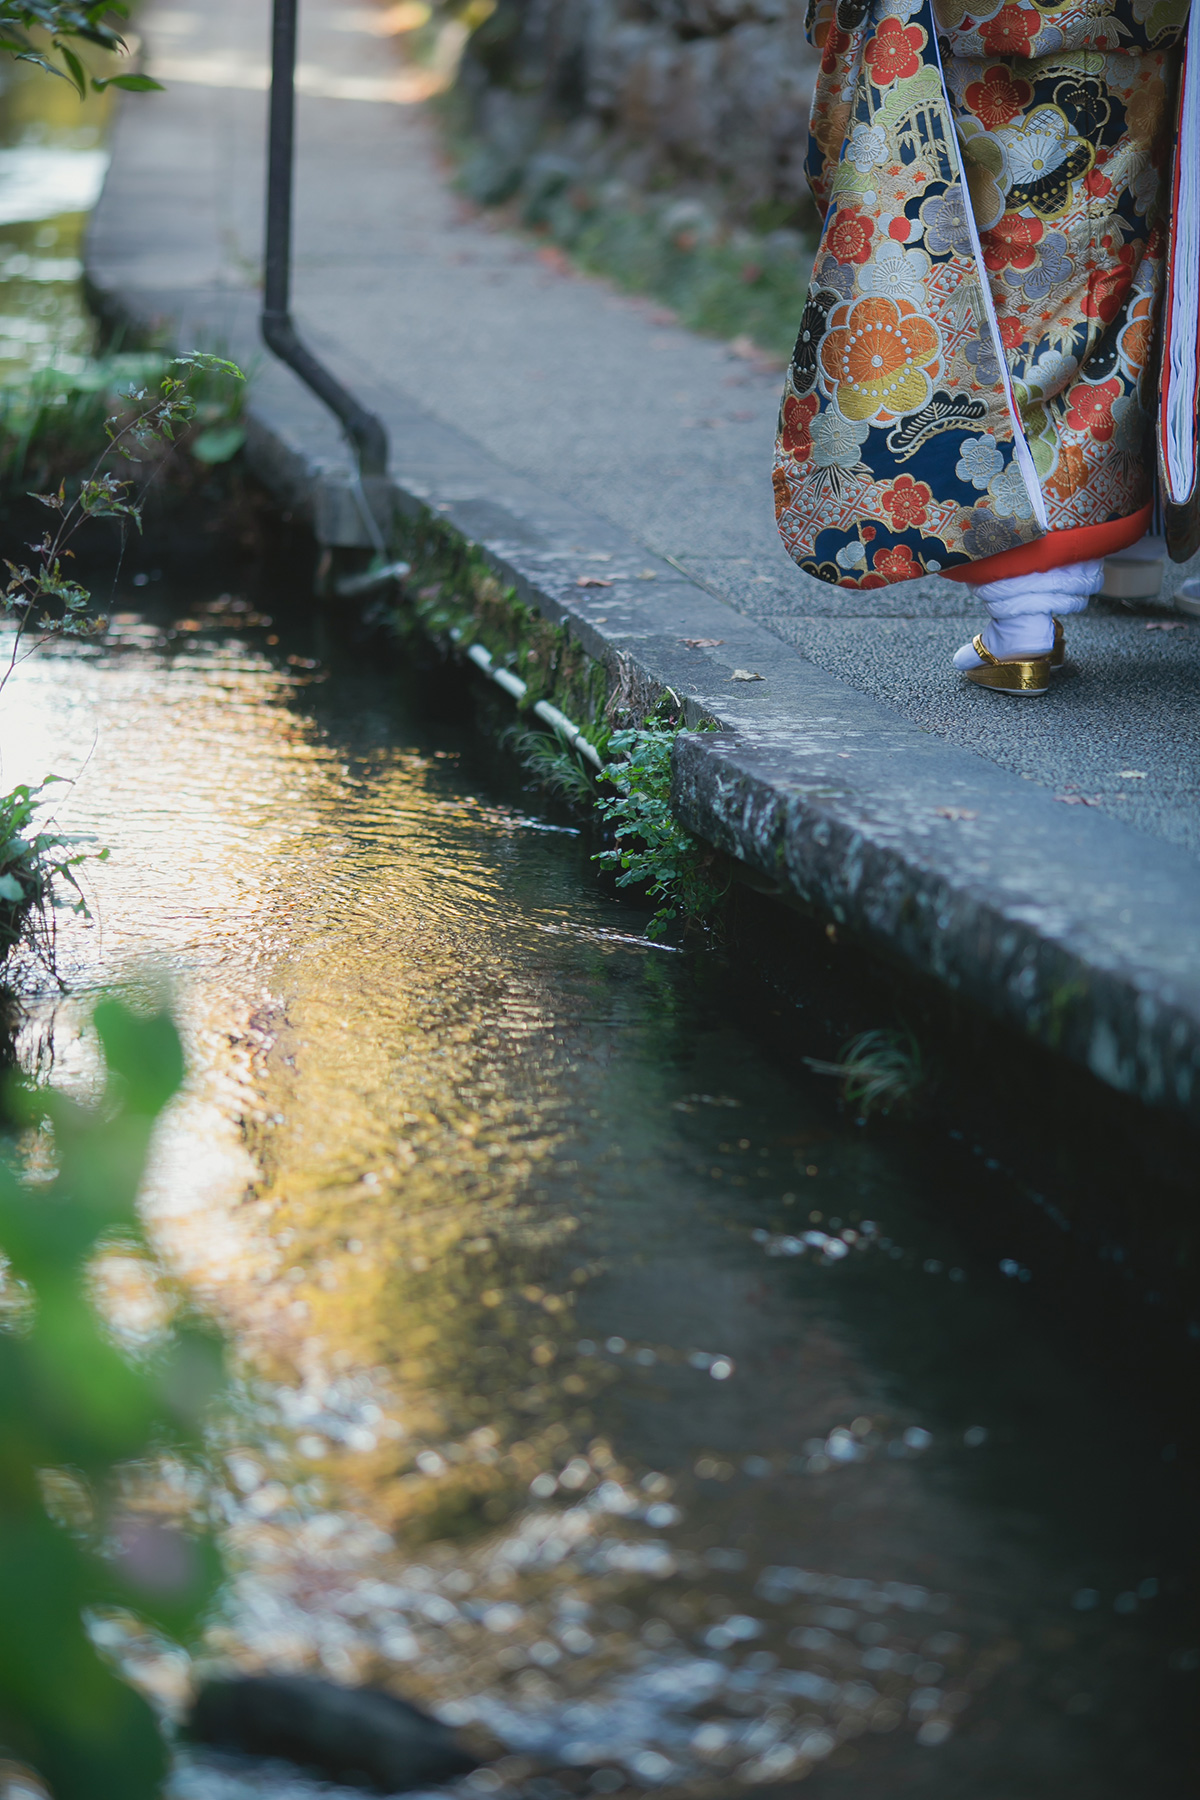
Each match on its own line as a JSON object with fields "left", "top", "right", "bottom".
{"left": 262, "top": 0, "right": 389, "bottom": 478}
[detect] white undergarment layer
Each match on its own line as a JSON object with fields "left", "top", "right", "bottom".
{"left": 953, "top": 559, "right": 1105, "bottom": 668}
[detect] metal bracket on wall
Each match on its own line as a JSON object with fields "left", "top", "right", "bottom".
{"left": 262, "top": 0, "right": 390, "bottom": 482}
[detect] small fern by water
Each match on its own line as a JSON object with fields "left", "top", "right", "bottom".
{"left": 594, "top": 724, "right": 727, "bottom": 940}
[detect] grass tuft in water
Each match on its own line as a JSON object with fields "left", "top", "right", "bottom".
{"left": 805, "top": 1027, "right": 927, "bottom": 1120}
{"left": 501, "top": 721, "right": 597, "bottom": 806}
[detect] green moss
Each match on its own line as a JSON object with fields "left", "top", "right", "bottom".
{"left": 389, "top": 506, "right": 609, "bottom": 735}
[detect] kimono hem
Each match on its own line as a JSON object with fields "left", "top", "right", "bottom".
{"left": 774, "top": 0, "right": 1198, "bottom": 588}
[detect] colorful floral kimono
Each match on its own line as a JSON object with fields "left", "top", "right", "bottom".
{"left": 774, "top": 0, "right": 1200, "bottom": 587}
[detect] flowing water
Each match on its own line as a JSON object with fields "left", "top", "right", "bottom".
{"left": 0, "top": 57, "right": 109, "bottom": 381}
{"left": 0, "top": 48, "right": 1198, "bottom": 1800}
{"left": 0, "top": 556, "right": 1195, "bottom": 1800}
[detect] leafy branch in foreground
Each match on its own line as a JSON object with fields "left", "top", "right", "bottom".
{"left": 0, "top": 1001, "right": 226, "bottom": 1799}
{"left": 0, "top": 353, "right": 245, "bottom": 706}
{"left": 0, "top": 2, "right": 162, "bottom": 95}
{"left": 593, "top": 724, "right": 727, "bottom": 939}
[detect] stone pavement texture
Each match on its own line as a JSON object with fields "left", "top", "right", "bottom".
{"left": 88, "top": 0, "right": 1200, "bottom": 1123}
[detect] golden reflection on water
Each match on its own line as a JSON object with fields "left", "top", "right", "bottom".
{"left": 2, "top": 608, "right": 1192, "bottom": 1793}
{"left": 0, "top": 620, "right": 677, "bottom": 1712}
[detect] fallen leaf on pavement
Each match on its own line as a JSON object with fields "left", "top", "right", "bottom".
{"left": 681, "top": 637, "right": 724, "bottom": 648}
{"left": 730, "top": 668, "right": 764, "bottom": 681}
{"left": 576, "top": 577, "right": 614, "bottom": 588}
{"left": 935, "top": 807, "right": 978, "bottom": 820}
{"left": 728, "top": 334, "right": 786, "bottom": 372}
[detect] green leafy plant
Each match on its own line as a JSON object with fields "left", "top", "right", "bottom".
{"left": 594, "top": 723, "right": 727, "bottom": 939}
{"left": 0, "top": 3, "right": 162, "bottom": 95}
{"left": 804, "top": 1027, "right": 926, "bottom": 1120}
{"left": 0, "top": 999, "right": 225, "bottom": 1798}
{"left": 0, "top": 777, "right": 97, "bottom": 960}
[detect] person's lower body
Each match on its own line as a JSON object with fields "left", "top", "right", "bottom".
{"left": 952, "top": 560, "right": 1105, "bottom": 695}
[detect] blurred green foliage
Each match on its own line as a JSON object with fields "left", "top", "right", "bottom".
{"left": 0, "top": 1001, "right": 225, "bottom": 1797}
{"left": 0, "top": 352, "right": 247, "bottom": 497}
{"left": 449, "top": 139, "right": 818, "bottom": 361}
{"left": 556, "top": 204, "right": 812, "bottom": 362}
{"left": 0, "top": 356, "right": 162, "bottom": 494}
{"left": 0, "top": 4, "right": 161, "bottom": 96}
{"left": 804, "top": 1027, "right": 928, "bottom": 1120}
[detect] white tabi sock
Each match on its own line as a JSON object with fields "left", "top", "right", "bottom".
{"left": 952, "top": 560, "right": 1104, "bottom": 670}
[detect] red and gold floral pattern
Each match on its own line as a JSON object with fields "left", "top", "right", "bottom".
{"left": 826, "top": 204, "right": 876, "bottom": 265}
{"left": 1081, "top": 242, "right": 1138, "bottom": 323}
{"left": 979, "top": 5, "right": 1041, "bottom": 59}
{"left": 963, "top": 64, "right": 1032, "bottom": 129}
{"left": 880, "top": 475, "right": 934, "bottom": 529}
{"left": 1065, "top": 378, "right": 1122, "bottom": 440}
{"left": 982, "top": 213, "right": 1044, "bottom": 272}
{"left": 780, "top": 392, "right": 820, "bottom": 461}
{"left": 864, "top": 16, "right": 926, "bottom": 84}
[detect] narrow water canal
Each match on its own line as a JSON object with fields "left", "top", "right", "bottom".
{"left": 1, "top": 553, "right": 1195, "bottom": 1799}
{"left": 0, "top": 44, "right": 1196, "bottom": 1800}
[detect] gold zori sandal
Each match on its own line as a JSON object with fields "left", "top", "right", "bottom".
{"left": 964, "top": 635, "right": 1052, "bottom": 696}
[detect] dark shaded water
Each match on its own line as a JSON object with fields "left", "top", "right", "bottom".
{"left": 1, "top": 551, "right": 1195, "bottom": 1800}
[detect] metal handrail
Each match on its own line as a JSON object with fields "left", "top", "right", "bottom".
{"left": 262, "top": 0, "right": 390, "bottom": 477}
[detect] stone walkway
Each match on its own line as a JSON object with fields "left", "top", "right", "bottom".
{"left": 88, "top": 0, "right": 1200, "bottom": 1124}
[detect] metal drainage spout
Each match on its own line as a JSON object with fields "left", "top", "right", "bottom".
{"left": 263, "top": 0, "right": 389, "bottom": 479}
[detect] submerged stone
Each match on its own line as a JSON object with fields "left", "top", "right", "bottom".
{"left": 187, "top": 1675, "right": 480, "bottom": 1793}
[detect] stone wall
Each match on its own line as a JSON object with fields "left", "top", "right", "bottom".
{"left": 453, "top": 0, "right": 822, "bottom": 231}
